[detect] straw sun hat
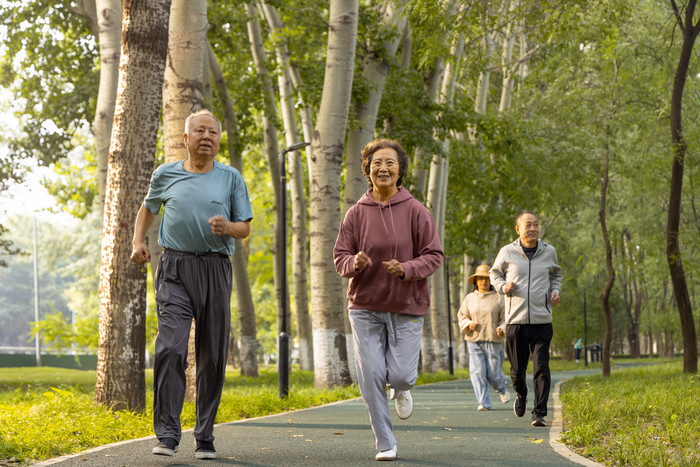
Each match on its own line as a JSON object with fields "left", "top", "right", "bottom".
{"left": 467, "top": 264, "right": 491, "bottom": 285}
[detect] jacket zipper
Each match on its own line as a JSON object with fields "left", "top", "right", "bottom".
{"left": 527, "top": 259, "right": 532, "bottom": 324}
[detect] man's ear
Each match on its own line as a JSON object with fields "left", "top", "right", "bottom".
{"left": 183, "top": 133, "right": 188, "bottom": 144}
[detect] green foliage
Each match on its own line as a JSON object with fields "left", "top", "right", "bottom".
{"left": 0, "top": 1, "right": 98, "bottom": 169}
{"left": 560, "top": 362, "right": 700, "bottom": 466}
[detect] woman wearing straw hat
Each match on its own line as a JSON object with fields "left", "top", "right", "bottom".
{"left": 458, "top": 264, "right": 510, "bottom": 411}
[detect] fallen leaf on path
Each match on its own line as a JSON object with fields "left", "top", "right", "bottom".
{"left": 333, "top": 432, "right": 344, "bottom": 435}
{"left": 531, "top": 439, "right": 543, "bottom": 444}
{"left": 293, "top": 434, "right": 304, "bottom": 437}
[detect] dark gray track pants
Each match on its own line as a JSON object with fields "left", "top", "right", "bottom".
{"left": 153, "top": 249, "right": 232, "bottom": 444}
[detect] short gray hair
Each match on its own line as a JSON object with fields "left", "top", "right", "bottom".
{"left": 184, "top": 109, "right": 222, "bottom": 135}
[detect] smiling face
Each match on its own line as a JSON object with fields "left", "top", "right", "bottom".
{"left": 369, "top": 147, "right": 400, "bottom": 192}
{"left": 515, "top": 212, "right": 540, "bottom": 248}
{"left": 184, "top": 114, "right": 221, "bottom": 160}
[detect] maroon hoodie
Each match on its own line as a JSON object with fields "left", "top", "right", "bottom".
{"left": 334, "top": 187, "right": 444, "bottom": 316}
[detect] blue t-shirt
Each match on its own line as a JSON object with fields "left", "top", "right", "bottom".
{"left": 144, "top": 160, "right": 253, "bottom": 256}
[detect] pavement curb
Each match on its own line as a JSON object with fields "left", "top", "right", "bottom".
{"left": 550, "top": 379, "right": 603, "bottom": 466}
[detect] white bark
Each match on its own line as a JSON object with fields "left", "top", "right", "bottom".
{"left": 308, "top": 0, "right": 357, "bottom": 388}
{"left": 162, "top": 0, "right": 207, "bottom": 162}
{"left": 93, "top": 0, "right": 122, "bottom": 217}
{"left": 426, "top": 36, "right": 464, "bottom": 371}
{"left": 343, "top": 0, "right": 407, "bottom": 214}
{"left": 95, "top": 0, "right": 171, "bottom": 412}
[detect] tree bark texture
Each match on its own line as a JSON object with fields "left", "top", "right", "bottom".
{"left": 309, "top": 0, "right": 358, "bottom": 388}
{"left": 667, "top": 0, "right": 699, "bottom": 374}
{"left": 93, "top": 0, "right": 122, "bottom": 218}
{"left": 162, "top": 0, "right": 207, "bottom": 162}
{"left": 95, "top": 0, "right": 171, "bottom": 412}
{"left": 343, "top": 1, "right": 406, "bottom": 215}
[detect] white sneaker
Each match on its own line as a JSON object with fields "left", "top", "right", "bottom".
{"left": 499, "top": 390, "right": 511, "bottom": 404}
{"left": 375, "top": 444, "right": 397, "bottom": 461}
{"left": 393, "top": 390, "right": 413, "bottom": 420}
{"left": 477, "top": 404, "right": 490, "bottom": 411}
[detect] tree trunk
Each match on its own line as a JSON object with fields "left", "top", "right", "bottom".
{"left": 259, "top": 2, "right": 314, "bottom": 371}
{"left": 162, "top": 0, "right": 206, "bottom": 161}
{"left": 308, "top": 0, "right": 357, "bottom": 388}
{"left": 598, "top": 127, "right": 615, "bottom": 378}
{"left": 426, "top": 36, "right": 463, "bottom": 371}
{"left": 161, "top": 0, "right": 207, "bottom": 402}
{"left": 95, "top": 0, "right": 171, "bottom": 412}
{"left": 343, "top": 1, "right": 406, "bottom": 214}
{"left": 667, "top": 0, "right": 699, "bottom": 374}
{"left": 93, "top": 0, "right": 122, "bottom": 218}
{"left": 244, "top": 1, "right": 285, "bottom": 374}
{"left": 208, "top": 41, "right": 259, "bottom": 377}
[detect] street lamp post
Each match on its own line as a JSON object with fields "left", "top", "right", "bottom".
{"left": 444, "top": 254, "right": 460, "bottom": 375}
{"left": 32, "top": 212, "right": 41, "bottom": 367}
{"left": 278, "top": 141, "right": 310, "bottom": 399}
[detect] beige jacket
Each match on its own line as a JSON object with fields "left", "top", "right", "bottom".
{"left": 457, "top": 290, "right": 505, "bottom": 343}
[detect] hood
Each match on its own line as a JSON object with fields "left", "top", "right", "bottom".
{"left": 356, "top": 186, "right": 414, "bottom": 207}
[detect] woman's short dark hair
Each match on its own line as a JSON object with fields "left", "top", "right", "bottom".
{"left": 360, "top": 139, "right": 409, "bottom": 188}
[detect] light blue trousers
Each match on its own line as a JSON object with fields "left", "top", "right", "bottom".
{"left": 349, "top": 309, "right": 423, "bottom": 451}
{"left": 468, "top": 340, "right": 508, "bottom": 408}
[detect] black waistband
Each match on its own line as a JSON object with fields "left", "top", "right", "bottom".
{"left": 163, "top": 248, "right": 228, "bottom": 259}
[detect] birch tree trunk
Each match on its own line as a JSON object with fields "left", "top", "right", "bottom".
{"left": 95, "top": 0, "right": 171, "bottom": 412}
{"left": 93, "top": 0, "right": 122, "bottom": 217}
{"left": 208, "top": 41, "right": 259, "bottom": 377}
{"left": 309, "top": 0, "right": 357, "bottom": 388}
{"left": 162, "top": 0, "right": 208, "bottom": 401}
{"left": 259, "top": 2, "right": 314, "bottom": 371}
{"left": 425, "top": 36, "right": 463, "bottom": 371}
{"left": 244, "top": 1, "right": 286, "bottom": 373}
{"left": 343, "top": 0, "right": 406, "bottom": 213}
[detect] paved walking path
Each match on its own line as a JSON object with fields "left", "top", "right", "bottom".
{"left": 37, "top": 370, "right": 601, "bottom": 466}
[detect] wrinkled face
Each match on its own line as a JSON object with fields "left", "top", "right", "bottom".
{"left": 184, "top": 114, "right": 221, "bottom": 159}
{"left": 476, "top": 276, "right": 490, "bottom": 292}
{"left": 369, "top": 148, "right": 400, "bottom": 191}
{"left": 515, "top": 213, "right": 540, "bottom": 247}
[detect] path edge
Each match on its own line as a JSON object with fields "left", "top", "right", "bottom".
{"left": 550, "top": 379, "right": 603, "bottom": 466}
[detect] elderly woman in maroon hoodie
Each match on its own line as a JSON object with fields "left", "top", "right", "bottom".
{"left": 334, "top": 138, "right": 443, "bottom": 462}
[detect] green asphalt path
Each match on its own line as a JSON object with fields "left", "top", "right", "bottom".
{"left": 37, "top": 369, "right": 602, "bottom": 466}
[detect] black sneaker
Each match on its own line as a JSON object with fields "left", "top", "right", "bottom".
{"left": 195, "top": 439, "right": 217, "bottom": 460}
{"left": 532, "top": 415, "right": 546, "bottom": 427}
{"left": 513, "top": 394, "right": 526, "bottom": 417}
{"left": 152, "top": 437, "right": 178, "bottom": 456}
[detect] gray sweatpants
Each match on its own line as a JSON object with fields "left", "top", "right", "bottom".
{"left": 153, "top": 249, "right": 232, "bottom": 444}
{"left": 348, "top": 309, "right": 423, "bottom": 451}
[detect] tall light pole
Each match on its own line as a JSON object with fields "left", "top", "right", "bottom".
{"left": 444, "top": 254, "right": 460, "bottom": 375}
{"left": 32, "top": 212, "right": 41, "bottom": 366}
{"left": 278, "top": 141, "right": 310, "bottom": 399}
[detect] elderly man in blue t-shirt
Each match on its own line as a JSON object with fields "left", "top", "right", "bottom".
{"left": 131, "top": 109, "right": 253, "bottom": 460}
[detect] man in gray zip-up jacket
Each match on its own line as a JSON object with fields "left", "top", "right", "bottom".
{"left": 490, "top": 212, "right": 562, "bottom": 427}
